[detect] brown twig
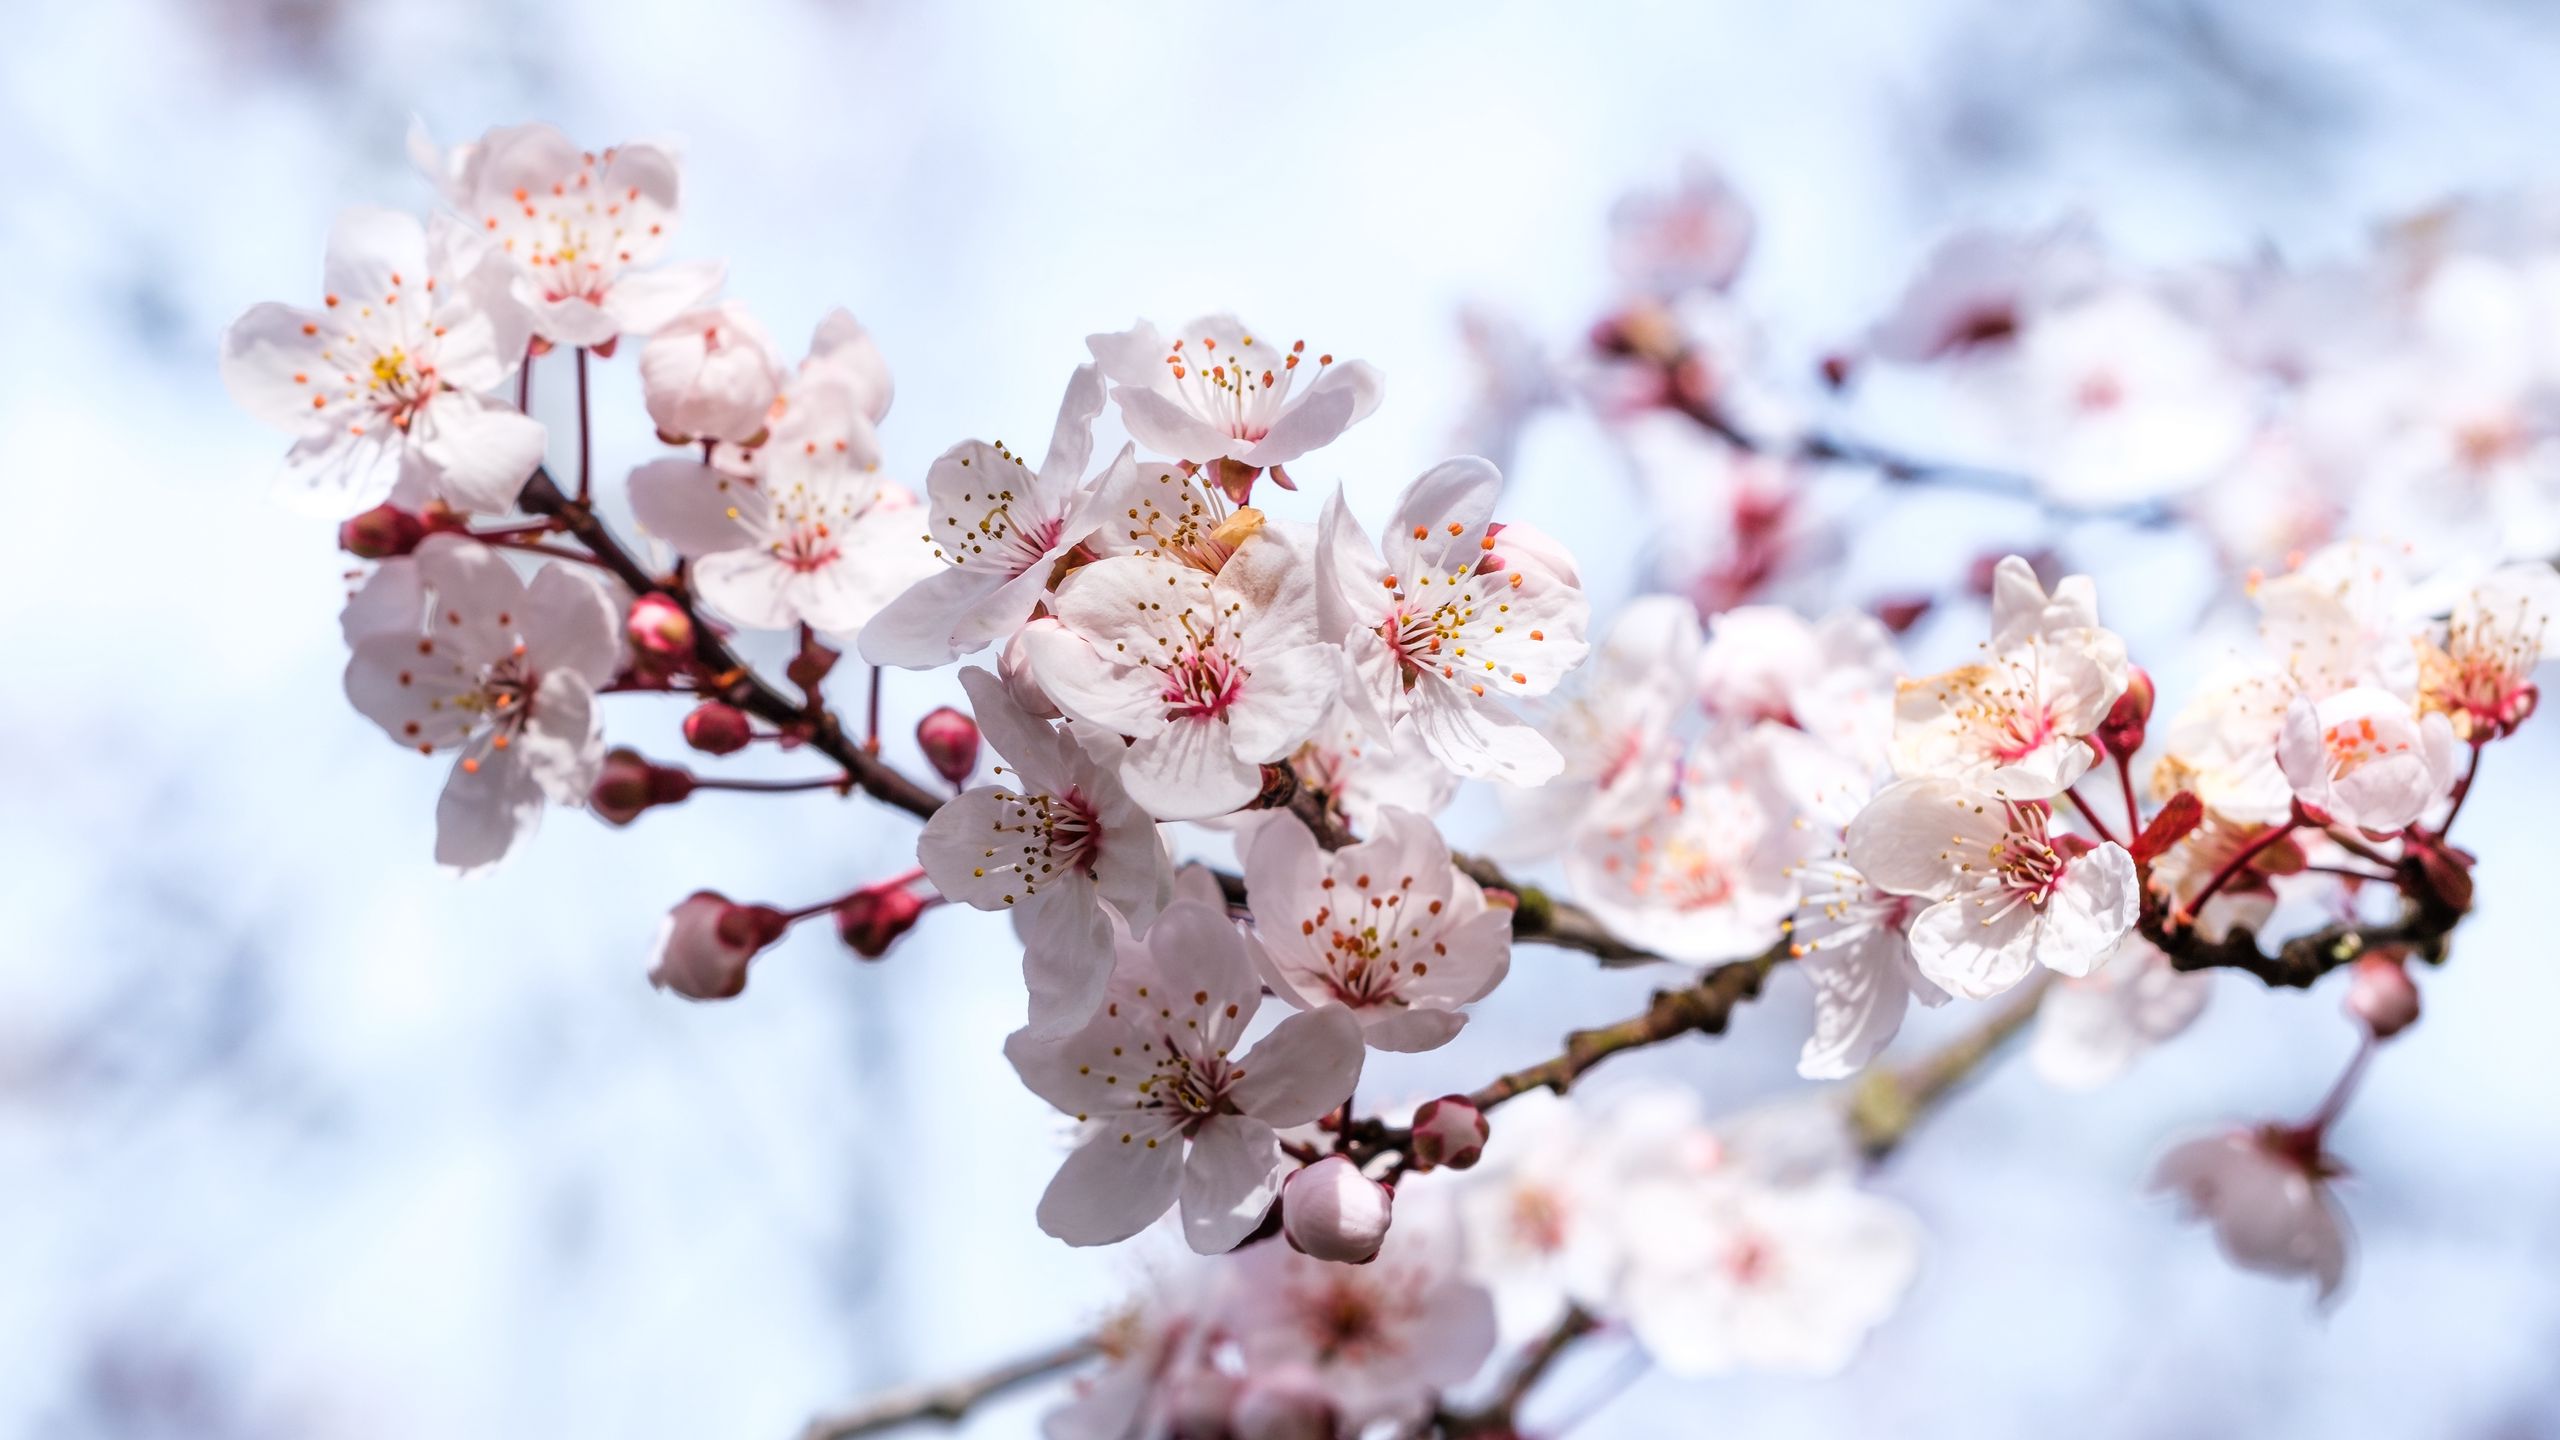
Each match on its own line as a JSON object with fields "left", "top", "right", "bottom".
{"left": 1438, "top": 1306, "right": 1601, "bottom": 1437}
{"left": 798, "top": 1339, "right": 1096, "bottom": 1440}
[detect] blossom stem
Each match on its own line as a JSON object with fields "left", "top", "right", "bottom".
{"left": 485, "top": 537, "right": 619, "bottom": 570}
{"left": 574, "top": 345, "right": 594, "bottom": 504}
{"left": 2116, "top": 754, "right": 2143, "bottom": 839}
{"left": 2304, "top": 863, "right": 2399, "bottom": 885}
{"left": 2323, "top": 828, "right": 2398, "bottom": 868}
{"left": 795, "top": 1338, "right": 1097, "bottom": 1440}
{"left": 468, "top": 518, "right": 564, "bottom": 540}
{"left": 690, "top": 774, "right": 855, "bottom": 796}
{"left": 2438, "top": 740, "right": 2487, "bottom": 838}
{"left": 2063, "top": 786, "right": 2119, "bottom": 846}
{"left": 2306, "top": 1033, "right": 2376, "bottom": 1136}
{"left": 867, "top": 666, "right": 884, "bottom": 752}
{"left": 777, "top": 872, "right": 924, "bottom": 925}
{"left": 2176, "top": 819, "right": 2297, "bottom": 927}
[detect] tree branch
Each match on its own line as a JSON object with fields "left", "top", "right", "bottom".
{"left": 798, "top": 1339, "right": 1096, "bottom": 1440}
{"left": 1437, "top": 1305, "right": 1600, "bottom": 1437}
{"left": 1847, "top": 972, "right": 2054, "bottom": 1160}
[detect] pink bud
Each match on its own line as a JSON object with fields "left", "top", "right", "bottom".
{"left": 1409, "top": 1095, "right": 1490, "bottom": 1172}
{"left": 1873, "top": 593, "right": 1933, "bottom": 634}
{"left": 626, "top": 594, "right": 696, "bottom": 663}
{"left": 591, "top": 748, "right": 697, "bottom": 826}
{"left": 640, "top": 303, "right": 786, "bottom": 445}
{"left": 2099, "top": 666, "right": 2155, "bottom": 760}
{"left": 834, "top": 884, "right": 927, "bottom": 959}
{"left": 648, "top": 891, "right": 788, "bottom": 1001}
{"left": 339, "top": 503, "right": 426, "bottom": 559}
{"left": 1229, "top": 1369, "right": 1337, "bottom": 1440}
{"left": 683, "top": 701, "right": 753, "bottom": 756}
{"left": 1280, "top": 1156, "right": 1393, "bottom": 1264}
{"left": 915, "top": 706, "right": 981, "bottom": 786}
{"left": 2347, "top": 953, "right": 2421, "bottom": 1039}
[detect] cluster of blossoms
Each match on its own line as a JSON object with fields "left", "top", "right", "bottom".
{"left": 230, "top": 134, "right": 2557, "bottom": 1435}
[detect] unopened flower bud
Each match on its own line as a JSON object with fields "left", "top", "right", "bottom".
{"left": 648, "top": 891, "right": 788, "bottom": 1001}
{"left": 339, "top": 502, "right": 427, "bottom": 559}
{"left": 1873, "top": 594, "right": 1933, "bottom": 634}
{"left": 626, "top": 593, "right": 696, "bottom": 664}
{"left": 641, "top": 303, "right": 785, "bottom": 445}
{"left": 1229, "top": 1369, "right": 1337, "bottom": 1440}
{"left": 591, "top": 747, "right": 697, "bottom": 825}
{"left": 916, "top": 706, "right": 981, "bottom": 786}
{"left": 834, "top": 884, "right": 927, "bottom": 959}
{"left": 1281, "top": 1155, "right": 1393, "bottom": 1264}
{"left": 2347, "top": 953, "right": 2421, "bottom": 1039}
{"left": 1409, "top": 1095, "right": 1490, "bottom": 1172}
{"left": 2099, "top": 666, "right": 2154, "bottom": 759}
{"left": 683, "top": 701, "right": 753, "bottom": 755}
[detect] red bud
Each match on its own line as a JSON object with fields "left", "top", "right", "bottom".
{"left": 683, "top": 701, "right": 753, "bottom": 755}
{"left": 591, "top": 747, "right": 698, "bottom": 825}
{"left": 2099, "top": 666, "right": 2154, "bottom": 759}
{"left": 626, "top": 594, "right": 695, "bottom": 664}
{"left": 834, "top": 884, "right": 928, "bottom": 959}
{"left": 2346, "top": 952, "right": 2421, "bottom": 1039}
{"left": 915, "top": 706, "right": 981, "bottom": 786}
{"left": 339, "top": 503, "right": 426, "bottom": 559}
{"left": 1409, "top": 1095, "right": 1490, "bottom": 1172}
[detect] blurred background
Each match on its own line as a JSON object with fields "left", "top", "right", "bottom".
{"left": 9, "top": 1, "right": 2560, "bottom": 1436}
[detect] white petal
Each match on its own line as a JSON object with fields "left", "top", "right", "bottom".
{"left": 1178, "top": 1117, "right": 1285, "bottom": 1254}
{"left": 1230, "top": 1005, "right": 1365, "bottom": 1125}
{"left": 1036, "top": 1124, "right": 1183, "bottom": 1247}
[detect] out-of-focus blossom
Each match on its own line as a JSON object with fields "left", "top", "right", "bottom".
{"left": 1229, "top": 1203, "right": 1495, "bottom": 1430}
{"left": 1566, "top": 724, "right": 1809, "bottom": 965}
{"left": 2031, "top": 937, "right": 2211, "bottom": 1089}
{"left": 1498, "top": 594, "right": 1701, "bottom": 861}
{"left": 1864, "top": 222, "right": 2102, "bottom": 363}
{"left": 2152, "top": 1125, "right": 2351, "bottom": 1304}
{"left": 1700, "top": 603, "right": 1903, "bottom": 772}
{"left": 1610, "top": 159, "right": 1757, "bottom": 296}
{"left": 2009, "top": 288, "right": 2260, "bottom": 507}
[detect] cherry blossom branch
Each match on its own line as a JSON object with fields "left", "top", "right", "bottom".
{"left": 796, "top": 1338, "right": 1096, "bottom": 1440}
{"left": 2147, "top": 904, "right": 2455, "bottom": 990}
{"left": 517, "top": 466, "right": 949, "bottom": 821}
{"left": 1435, "top": 1305, "right": 1601, "bottom": 1437}
{"left": 1348, "top": 944, "right": 1789, "bottom": 1166}
{"left": 1847, "top": 972, "right": 2055, "bottom": 1160}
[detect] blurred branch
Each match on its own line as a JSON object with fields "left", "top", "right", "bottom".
{"left": 1848, "top": 972, "right": 2055, "bottom": 1160}
{"left": 798, "top": 1339, "right": 1096, "bottom": 1440}
{"left": 1436, "top": 1306, "right": 1601, "bottom": 1437}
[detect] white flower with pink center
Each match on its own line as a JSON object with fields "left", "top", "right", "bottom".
{"left": 861, "top": 365, "right": 1134, "bottom": 669}
{"left": 2151, "top": 1125, "right": 2351, "bottom": 1303}
{"left": 919, "top": 669, "right": 1173, "bottom": 1037}
{"left": 222, "top": 207, "right": 543, "bottom": 517}
{"left": 1615, "top": 1169, "right": 1921, "bottom": 1377}
{"left": 2420, "top": 560, "right": 2560, "bottom": 740}
{"left": 1088, "top": 315, "right": 1382, "bottom": 477}
{"left": 1565, "top": 725, "right": 1807, "bottom": 966}
{"left": 1227, "top": 1204, "right": 1496, "bottom": 1432}
{"left": 342, "top": 536, "right": 624, "bottom": 870}
{"left": 1892, "top": 554, "right": 2129, "bottom": 800}
{"left": 1452, "top": 1091, "right": 1622, "bottom": 1339}
{"left": 1022, "top": 523, "right": 1340, "bottom": 821}
{"left": 1242, "top": 807, "right": 1512, "bottom": 1053}
{"left": 2277, "top": 685, "right": 2459, "bottom": 834}
{"left": 417, "top": 122, "right": 722, "bottom": 347}
{"left": 626, "top": 364, "right": 937, "bottom": 640}
{"left": 1004, "top": 901, "right": 1365, "bottom": 1254}
{"left": 1846, "top": 775, "right": 2138, "bottom": 1000}
{"left": 1318, "top": 459, "right": 1593, "bottom": 785}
